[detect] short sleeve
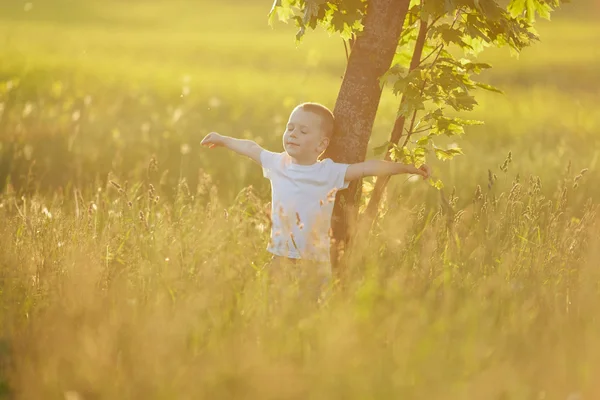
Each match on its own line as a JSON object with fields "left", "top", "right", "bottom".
{"left": 260, "top": 150, "right": 282, "bottom": 179}
{"left": 325, "top": 159, "right": 350, "bottom": 190}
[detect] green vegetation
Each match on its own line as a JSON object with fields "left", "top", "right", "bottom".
{"left": 0, "top": 0, "right": 599, "bottom": 398}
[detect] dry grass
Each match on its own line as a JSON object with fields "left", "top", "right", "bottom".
{"left": 1, "top": 164, "right": 599, "bottom": 399}
{"left": 1, "top": 0, "right": 600, "bottom": 398}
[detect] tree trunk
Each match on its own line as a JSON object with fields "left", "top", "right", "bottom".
{"left": 322, "top": 0, "right": 410, "bottom": 272}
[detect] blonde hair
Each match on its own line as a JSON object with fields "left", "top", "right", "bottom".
{"left": 295, "top": 102, "right": 335, "bottom": 139}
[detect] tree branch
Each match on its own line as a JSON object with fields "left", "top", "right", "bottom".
{"left": 363, "top": 9, "right": 463, "bottom": 224}
{"left": 363, "top": 16, "right": 429, "bottom": 222}
{"left": 402, "top": 42, "right": 445, "bottom": 148}
{"left": 417, "top": 43, "right": 443, "bottom": 69}
{"left": 406, "top": 125, "right": 431, "bottom": 136}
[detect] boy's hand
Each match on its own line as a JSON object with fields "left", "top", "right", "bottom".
{"left": 418, "top": 164, "right": 432, "bottom": 180}
{"left": 201, "top": 132, "right": 225, "bottom": 149}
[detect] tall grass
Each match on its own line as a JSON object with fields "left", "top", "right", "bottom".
{"left": 1, "top": 0, "right": 600, "bottom": 398}
{"left": 0, "top": 159, "right": 599, "bottom": 399}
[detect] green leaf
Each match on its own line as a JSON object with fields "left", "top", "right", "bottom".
{"left": 434, "top": 145, "right": 464, "bottom": 161}
{"left": 379, "top": 65, "right": 407, "bottom": 90}
{"left": 475, "top": 82, "right": 504, "bottom": 94}
{"left": 269, "top": 0, "right": 282, "bottom": 13}
{"left": 534, "top": 0, "right": 553, "bottom": 20}
{"left": 461, "top": 61, "right": 492, "bottom": 74}
{"left": 447, "top": 91, "right": 478, "bottom": 111}
{"left": 462, "top": 36, "right": 489, "bottom": 56}
{"left": 325, "top": 2, "right": 364, "bottom": 40}
{"left": 416, "top": 135, "right": 430, "bottom": 146}
{"left": 437, "top": 56, "right": 464, "bottom": 68}
{"left": 435, "top": 67, "right": 475, "bottom": 94}
{"left": 414, "top": 146, "right": 427, "bottom": 157}
{"left": 430, "top": 179, "right": 445, "bottom": 190}
{"left": 526, "top": 0, "right": 536, "bottom": 22}
{"left": 436, "top": 24, "right": 471, "bottom": 49}
{"left": 433, "top": 118, "right": 464, "bottom": 136}
{"left": 444, "top": 0, "right": 455, "bottom": 13}
{"left": 393, "top": 77, "right": 409, "bottom": 96}
{"left": 412, "top": 146, "right": 428, "bottom": 166}
{"left": 392, "top": 68, "right": 424, "bottom": 96}
{"left": 425, "top": 110, "right": 484, "bottom": 137}
{"left": 268, "top": 0, "right": 296, "bottom": 25}
{"left": 508, "top": 0, "right": 527, "bottom": 17}
{"left": 434, "top": 148, "right": 452, "bottom": 161}
{"left": 422, "top": 108, "right": 444, "bottom": 122}
{"left": 372, "top": 141, "right": 390, "bottom": 156}
{"left": 447, "top": 147, "right": 464, "bottom": 156}
{"left": 465, "top": 20, "right": 491, "bottom": 43}
{"left": 268, "top": 0, "right": 283, "bottom": 25}
{"left": 398, "top": 98, "right": 426, "bottom": 117}
{"left": 391, "top": 145, "right": 412, "bottom": 163}
{"left": 422, "top": 0, "right": 446, "bottom": 20}
{"left": 478, "top": 0, "right": 504, "bottom": 20}
{"left": 456, "top": 117, "right": 484, "bottom": 126}
{"left": 331, "top": 11, "right": 347, "bottom": 32}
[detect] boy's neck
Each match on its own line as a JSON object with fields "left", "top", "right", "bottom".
{"left": 290, "top": 156, "right": 319, "bottom": 166}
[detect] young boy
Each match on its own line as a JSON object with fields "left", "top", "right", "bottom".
{"left": 201, "top": 102, "right": 431, "bottom": 270}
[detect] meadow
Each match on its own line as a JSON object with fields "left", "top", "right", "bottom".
{"left": 1, "top": 0, "right": 600, "bottom": 398}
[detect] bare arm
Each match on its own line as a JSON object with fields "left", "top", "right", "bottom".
{"left": 345, "top": 160, "right": 431, "bottom": 182}
{"left": 201, "top": 132, "right": 264, "bottom": 164}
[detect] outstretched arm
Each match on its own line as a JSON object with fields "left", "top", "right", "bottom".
{"left": 201, "top": 132, "right": 264, "bottom": 164}
{"left": 345, "top": 160, "right": 431, "bottom": 182}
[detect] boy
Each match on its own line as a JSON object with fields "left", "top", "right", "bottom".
{"left": 201, "top": 102, "right": 431, "bottom": 270}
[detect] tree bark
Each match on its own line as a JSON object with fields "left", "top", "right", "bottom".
{"left": 322, "top": 0, "right": 411, "bottom": 272}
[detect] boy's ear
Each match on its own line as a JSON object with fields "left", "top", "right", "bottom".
{"left": 319, "top": 136, "right": 330, "bottom": 152}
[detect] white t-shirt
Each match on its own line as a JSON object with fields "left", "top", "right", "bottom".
{"left": 260, "top": 150, "right": 350, "bottom": 262}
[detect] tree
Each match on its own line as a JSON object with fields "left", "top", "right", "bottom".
{"left": 270, "top": 0, "right": 565, "bottom": 272}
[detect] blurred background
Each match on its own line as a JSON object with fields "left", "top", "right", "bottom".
{"left": 0, "top": 0, "right": 598, "bottom": 205}
{"left": 2, "top": 2, "right": 600, "bottom": 399}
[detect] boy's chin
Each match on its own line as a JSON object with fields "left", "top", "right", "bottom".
{"left": 285, "top": 146, "right": 300, "bottom": 156}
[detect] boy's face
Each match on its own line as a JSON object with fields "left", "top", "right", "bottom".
{"left": 282, "top": 107, "right": 329, "bottom": 164}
